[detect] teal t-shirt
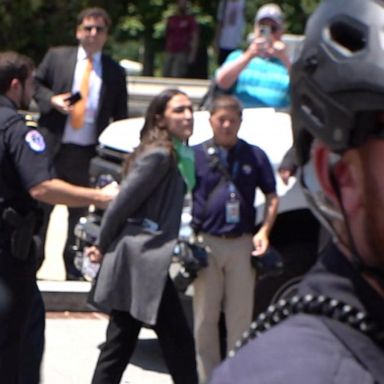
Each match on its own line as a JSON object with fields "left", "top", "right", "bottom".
{"left": 221, "top": 50, "right": 290, "bottom": 108}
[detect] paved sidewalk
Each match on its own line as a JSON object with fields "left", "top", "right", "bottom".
{"left": 37, "top": 205, "right": 68, "bottom": 282}
{"left": 43, "top": 312, "right": 172, "bottom": 384}
{"left": 37, "top": 206, "right": 174, "bottom": 383}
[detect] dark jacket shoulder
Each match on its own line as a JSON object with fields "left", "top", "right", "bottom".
{"left": 212, "top": 314, "right": 375, "bottom": 384}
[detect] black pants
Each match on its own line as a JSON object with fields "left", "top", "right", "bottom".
{"left": 38, "top": 143, "right": 96, "bottom": 278}
{"left": 20, "top": 283, "right": 45, "bottom": 384}
{"left": 0, "top": 274, "right": 44, "bottom": 384}
{"left": 92, "top": 278, "right": 198, "bottom": 384}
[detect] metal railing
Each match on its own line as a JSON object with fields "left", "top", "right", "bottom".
{"left": 127, "top": 76, "right": 210, "bottom": 116}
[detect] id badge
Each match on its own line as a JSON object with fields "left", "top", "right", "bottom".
{"left": 225, "top": 199, "right": 240, "bottom": 224}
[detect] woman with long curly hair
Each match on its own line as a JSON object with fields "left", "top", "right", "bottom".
{"left": 87, "top": 88, "right": 198, "bottom": 383}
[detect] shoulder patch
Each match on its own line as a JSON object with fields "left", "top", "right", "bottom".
{"left": 25, "top": 130, "right": 46, "bottom": 153}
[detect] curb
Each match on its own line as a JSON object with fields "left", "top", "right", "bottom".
{"left": 37, "top": 280, "right": 94, "bottom": 312}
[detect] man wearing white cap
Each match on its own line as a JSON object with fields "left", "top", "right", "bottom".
{"left": 216, "top": 3, "right": 291, "bottom": 109}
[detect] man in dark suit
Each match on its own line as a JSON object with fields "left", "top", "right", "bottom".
{"left": 34, "top": 7, "right": 128, "bottom": 280}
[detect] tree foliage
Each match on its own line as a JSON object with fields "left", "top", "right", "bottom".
{"left": 0, "top": 0, "right": 125, "bottom": 61}
{"left": 0, "top": 0, "right": 320, "bottom": 74}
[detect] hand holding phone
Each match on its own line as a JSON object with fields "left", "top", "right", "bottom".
{"left": 256, "top": 25, "right": 272, "bottom": 56}
{"left": 65, "top": 91, "right": 82, "bottom": 106}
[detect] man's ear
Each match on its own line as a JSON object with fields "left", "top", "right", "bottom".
{"left": 6, "top": 78, "right": 21, "bottom": 105}
{"left": 313, "top": 143, "right": 361, "bottom": 214}
{"left": 10, "top": 78, "right": 20, "bottom": 91}
{"left": 312, "top": 144, "right": 335, "bottom": 200}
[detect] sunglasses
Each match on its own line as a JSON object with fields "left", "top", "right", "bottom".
{"left": 81, "top": 25, "right": 106, "bottom": 34}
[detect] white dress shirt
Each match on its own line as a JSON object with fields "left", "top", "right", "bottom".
{"left": 62, "top": 46, "right": 103, "bottom": 145}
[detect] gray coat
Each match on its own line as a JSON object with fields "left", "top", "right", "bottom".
{"left": 88, "top": 146, "right": 185, "bottom": 325}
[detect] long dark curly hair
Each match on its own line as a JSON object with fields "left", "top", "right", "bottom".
{"left": 123, "top": 88, "right": 188, "bottom": 175}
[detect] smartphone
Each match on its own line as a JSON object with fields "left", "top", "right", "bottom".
{"left": 258, "top": 25, "right": 272, "bottom": 54}
{"left": 259, "top": 25, "right": 271, "bottom": 40}
{"left": 65, "top": 91, "right": 82, "bottom": 106}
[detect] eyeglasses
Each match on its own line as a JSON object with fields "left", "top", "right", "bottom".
{"left": 81, "top": 25, "right": 107, "bottom": 34}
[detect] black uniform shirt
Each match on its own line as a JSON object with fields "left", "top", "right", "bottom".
{"left": 320, "top": 242, "right": 384, "bottom": 331}
{"left": 0, "top": 96, "right": 55, "bottom": 277}
{"left": 0, "top": 96, "right": 54, "bottom": 214}
{"left": 211, "top": 242, "right": 384, "bottom": 383}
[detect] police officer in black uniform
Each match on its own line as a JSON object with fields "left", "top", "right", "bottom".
{"left": 0, "top": 51, "right": 118, "bottom": 384}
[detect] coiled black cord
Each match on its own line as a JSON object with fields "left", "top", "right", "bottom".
{"left": 229, "top": 294, "right": 384, "bottom": 358}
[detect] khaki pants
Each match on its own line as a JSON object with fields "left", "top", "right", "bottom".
{"left": 193, "top": 233, "right": 256, "bottom": 383}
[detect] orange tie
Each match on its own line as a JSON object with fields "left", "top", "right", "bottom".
{"left": 72, "top": 57, "right": 93, "bottom": 129}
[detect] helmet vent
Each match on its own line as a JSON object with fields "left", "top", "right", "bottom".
{"left": 328, "top": 21, "right": 366, "bottom": 54}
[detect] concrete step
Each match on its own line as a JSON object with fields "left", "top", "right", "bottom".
{"left": 38, "top": 280, "right": 93, "bottom": 312}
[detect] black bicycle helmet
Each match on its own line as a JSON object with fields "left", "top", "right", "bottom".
{"left": 291, "top": 0, "right": 384, "bottom": 166}
{"left": 291, "top": 0, "right": 384, "bottom": 285}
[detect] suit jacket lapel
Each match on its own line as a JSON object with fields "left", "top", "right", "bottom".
{"left": 65, "top": 48, "right": 78, "bottom": 89}
{"left": 99, "top": 54, "right": 108, "bottom": 105}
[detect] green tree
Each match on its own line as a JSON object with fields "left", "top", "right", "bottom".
{"left": 115, "top": 1, "right": 170, "bottom": 75}
{"left": 122, "top": 0, "right": 319, "bottom": 76}
{"left": 0, "top": 0, "right": 126, "bottom": 61}
{"left": 0, "top": 0, "right": 320, "bottom": 75}
{"left": 115, "top": 1, "right": 218, "bottom": 76}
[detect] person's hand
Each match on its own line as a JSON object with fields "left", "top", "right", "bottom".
{"left": 257, "top": 38, "right": 285, "bottom": 58}
{"left": 50, "top": 93, "right": 74, "bottom": 114}
{"left": 263, "top": 39, "right": 291, "bottom": 69}
{"left": 251, "top": 32, "right": 289, "bottom": 65}
{"left": 245, "top": 37, "right": 268, "bottom": 60}
{"left": 95, "top": 181, "right": 120, "bottom": 209}
{"left": 85, "top": 245, "right": 103, "bottom": 263}
{"left": 270, "top": 40, "right": 288, "bottom": 60}
{"left": 251, "top": 230, "right": 269, "bottom": 256}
